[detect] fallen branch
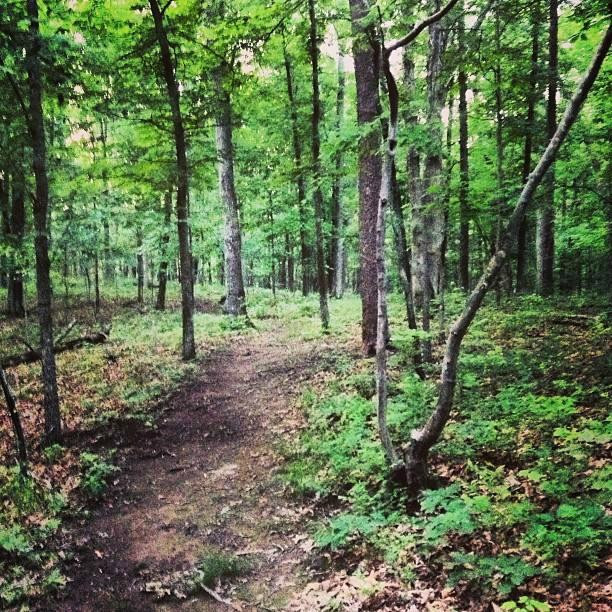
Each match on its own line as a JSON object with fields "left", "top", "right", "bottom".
{"left": 54, "top": 319, "right": 77, "bottom": 345}
{"left": 1, "top": 332, "right": 108, "bottom": 369}
{"left": 200, "top": 584, "right": 242, "bottom": 610}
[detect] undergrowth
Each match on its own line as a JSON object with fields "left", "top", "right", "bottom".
{"left": 285, "top": 293, "right": 611, "bottom": 608}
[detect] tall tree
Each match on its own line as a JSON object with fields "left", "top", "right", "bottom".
{"left": 282, "top": 38, "right": 311, "bottom": 296}
{"left": 307, "top": 0, "right": 329, "bottom": 330}
{"left": 214, "top": 65, "right": 247, "bottom": 316}
{"left": 26, "top": 0, "right": 62, "bottom": 443}
{"left": 6, "top": 157, "right": 26, "bottom": 318}
{"left": 516, "top": 4, "right": 541, "bottom": 293}
{"left": 401, "top": 25, "right": 611, "bottom": 493}
{"left": 411, "top": 2, "right": 452, "bottom": 362}
{"left": 330, "top": 48, "right": 346, "bottom": 299}
{"left": 536, "top": 0, "right": 558, "bottom": 295}
{"left": 457, "top": 2, "right": 470, "bottom": 291}
{"left": 348, "top": 0, "right": 381, "bottom": 356}
{"left": 149, "top": 0, "right": 195, "bottom": 360}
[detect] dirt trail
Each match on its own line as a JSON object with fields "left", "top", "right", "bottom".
{"left": 53, "top": 327, "right": 327, "bottom": 611}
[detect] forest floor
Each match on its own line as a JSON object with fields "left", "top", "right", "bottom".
{"left": 2, "top": 289, "right": 610, "bottom": 611}
{"left": 48, "top": 324, "right": 341, "bottom": 611}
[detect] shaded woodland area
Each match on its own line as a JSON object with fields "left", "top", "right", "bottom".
{"left": 0, "top": 0, "right": 610, "bottom": 609}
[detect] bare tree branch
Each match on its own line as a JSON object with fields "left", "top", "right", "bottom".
{"left": 385, "top": 0, "right": 460, "bottom": 55}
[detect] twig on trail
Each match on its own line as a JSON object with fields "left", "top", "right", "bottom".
{"left": 200, "top": 584, "right": 242, "bottom": 610}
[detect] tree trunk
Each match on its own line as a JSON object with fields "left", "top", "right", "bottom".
{"left": 349, "top": 0, "right": 381, "bottom": 355}
{"left": 331, "top": 50, "right": 346, "bottom": 299}
{"left": 0, "top": 367, "right": 28, "bottom": 476}
{"left": 267, "top": 203, "right": 276, "bottom": 298}
{"left": 536, "top": 0, "right": 557, "bottom": 295}
{"left": 403, "top": 25, "right": 611, "bottom": 494}
{"left": 136, "top": 229, "right": 144, "bottom": 307}
{"left": 516, "top": 6, "right": 540, "bottom": 293}
{"left": 214, "top": 66, "right": 247, "bottom": 317}
{"left": 308, "top": 0, "right": 330, "bottom": 330}
{"left": 457, "top": 4, "right": 470, "bottom": 292}
{"left": 150, "top": 0, "right": 195, "bottom": 360}
{"left": 8, "top": 163, "right": 26, "bottom": 318}
{"left": 100, "top": 119, "right": 113, "bottom": 281}
{"left": 282, "top": 39, "right": 311, "bottom": 296}
{"left": 26, "top": 0, "right": 62, "bottom": 444}
{"left": 156, "top": 187, "right": 172, "bottom": 310}
{"left": 391, "top": 164, "right": 424, "bottom": 378}
{"left": 286, "top": 232, "right": 295, "bottom": 291}
{"left": 494, "top": 12, "right": 508, "bottom": 301}
{"left": 414, "top": 11, "right": 449, "bottom": 362}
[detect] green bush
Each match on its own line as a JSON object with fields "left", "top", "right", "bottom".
{"left": 79, "top": 452, "right": 118, "bottom": 499}
{"left": 447, "top": 552, "right": 539, "bottom": 596}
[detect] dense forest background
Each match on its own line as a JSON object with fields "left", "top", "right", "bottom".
{"left": 0, "top": 0, "right": 610, "bottom": 609}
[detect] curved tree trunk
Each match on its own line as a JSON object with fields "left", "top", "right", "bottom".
{"left": 404, "top": 26, "right": 611, "bottom": 494}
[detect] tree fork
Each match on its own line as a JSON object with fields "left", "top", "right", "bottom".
{"left": 403, "top": 24, "right": 612, "bottom": 494}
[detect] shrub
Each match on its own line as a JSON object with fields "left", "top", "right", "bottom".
{"left": 79, "top": 452, "right": 118, "bottom": 499}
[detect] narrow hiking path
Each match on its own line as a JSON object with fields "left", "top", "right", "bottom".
{"left": 52, "top": 326, "right": 333, "bottom": 611}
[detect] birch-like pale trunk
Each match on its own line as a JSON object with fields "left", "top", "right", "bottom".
{"left": 214, "top": 67, "right": 247, "bottom": 316}
{"left": 375, "top": 0, "right": 459, "bottom": 470}
{"left": 403, "top": 25, "right": 611, "bottom": 494}
{"left": 375, "top": 59, "right": 399, "bottom": 466}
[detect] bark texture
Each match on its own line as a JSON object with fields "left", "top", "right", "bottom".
{"left": 349, "top": 0, "right": 381, "bottom": 355}
{"left": 26, "top": 0, "right": 62, "bottom": 443}
{"left": 150, "top": 0, "right": 196, "bottom": 360}
{"left": 412, "top": 8, "right": 450, "bottom": 362}
{"left": 214, "top": 67, "right": 247, "bottom": 316}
